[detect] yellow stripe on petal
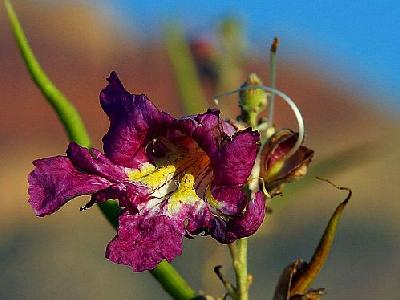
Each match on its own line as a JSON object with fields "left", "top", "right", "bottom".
{"left": 128, "top": 163, "right": 176, "bottom": 190}
{"left": 127, "top": 163, "right": 156, "bottom": 180}
{"left": 138, "top": 165, "right": 177, "bottom": 189}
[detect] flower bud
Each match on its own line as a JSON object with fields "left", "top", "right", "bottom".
{"left": 260, "top": 129, "right": 314, "bottom": 196}
{"left": 238, "top": 73, "right": 268, "bottom": 127}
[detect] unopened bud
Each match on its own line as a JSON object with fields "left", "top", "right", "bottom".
{"left": 238, "top": 73, "right": 268, "bottom": 127}
{"left": 260, "top": 130, "right": 314, "bottom": 196}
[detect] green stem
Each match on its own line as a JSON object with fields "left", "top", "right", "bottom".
{"left": 5, "top": 1, "right": 196, "bottom": 299}
{"left": 229, "top": 238, "right": 249, "bottom": 300}
{"left": 151, "top": 261, "right": 197, "bottom": 300}
{"left": 5, "top": 0, "right": 91, "bottom": 147}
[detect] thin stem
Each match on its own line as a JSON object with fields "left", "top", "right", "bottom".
{"left": 150, "top": 261, "right": 197, "bottom": 300}
{"left": 5, "top": 1, "right": 196, "bottom": 299}
{"left": 5, "top": 0, "right": 91, "bottom": 147}
{"left": 267, "top": 37, "right": 279, "bottom": 126}
{"left": 229, "top": 239, "right": 249, "bottom": 300}
{"left": 214, "top": 265, "right": 237, "bottom": 298}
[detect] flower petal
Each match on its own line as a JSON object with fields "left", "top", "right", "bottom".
{"left": 211, "top": 191, "right": 265, "bottom": 244}
{"left": 106, "top": 212, "right": 184, "bottom": 272}
{"left": 183, "top": 202, "right": 214, "bottom": 235}
{"left": 106, "top": 174, "right": 214, "bottom": 271}
{"left": 66, "top": 142, "right": 126, "bottom": 182}
{"left": 177, "top": 109, "right": 232, "bottom": 158}
{"left": 100, "top": 72, "right": 174, "bottom": 168}
{"left": 209, "top": 186, "right": 248, "bottom": 216}
{"left": 28, "top": 156, "right": 112, "bottom": 217}
{"left": 212, "top": 128, "right": 259, "bottom": 186}
{"left": 177, "top": 110, "right": 259, "bottom": 215}
{"left": 211, "top": 128, "right": 260, "bottom": 215}
{"left": 90, "top": 182, "right": 149, "bottom": 213}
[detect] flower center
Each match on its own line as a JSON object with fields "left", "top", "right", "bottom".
{"left": 126, "top": 135, "right": 213, "bottom": 213}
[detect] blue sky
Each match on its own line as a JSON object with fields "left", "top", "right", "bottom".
{"left": 98, "top": 1, "right": 400, "bottom": 109}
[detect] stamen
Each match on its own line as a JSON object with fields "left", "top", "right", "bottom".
{"left": 129, "top": 142, "right": 213, "bottom": 206}
{"left": 214, "top": 85, "right": 304, "bottom": 160}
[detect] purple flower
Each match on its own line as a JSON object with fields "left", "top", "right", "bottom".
{"left": 28, "top": 72, "right": 265, "bottom": 272}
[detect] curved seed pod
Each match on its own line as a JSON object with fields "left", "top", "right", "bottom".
{"left": 290, "top": 180, "right": 352, "bottom": 296}
{"left": 273, "top": 180, "right": 351, "bottom": 300}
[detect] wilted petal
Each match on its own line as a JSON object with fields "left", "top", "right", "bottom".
{"left": 28, "top": 156, "right": 112, "bottom": 217}
{"left": 290, "top": 289, "right": 325, "bottom": 300}
{"left": 100, "top": 72, "right": 174, "bottom": 168}
{"left": 211, "top": 191, "right": 265, "bottom": 244}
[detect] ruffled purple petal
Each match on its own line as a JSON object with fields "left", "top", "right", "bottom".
{"left": 90, "top": 182, "right": 149, "bottom": 213}
{"left": 177, "top": 111, "right": 258, "bottom": 183}
{"left": 106, "top": 189, "right": 215, "bottom": 272}
{"left": 106, "top": 212, "right": 184, "bottom": 272}
{"left": 66, "top": 142, "right": 126, "bottom": 182}
{"left": 28, "top": 156, "right": 112, "bottom": 217}
{"left": 177, "top": 109, "right": 232, "bottom": 158}
{"left": 211, "top": 192, "right": 265, "bottom": 244}
{"left": 209, "top": 186, "right": 248, "bottom": 216}
{"left": 177, "top": 111, "right": 259, "bottom": 215}
{"left": 210, "top": 129, "right": 259, "bottom": 215}
{"left": 100, "top": 72, "right": 174, "bottom": 168}
{"left": 179, "top": 202, "right": 214, "bottom": 236}
{"left": 212, "top": 128, "right": 259, "bottom": 186}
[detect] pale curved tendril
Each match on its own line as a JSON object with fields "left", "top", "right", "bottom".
{"left": 214, "top": 85, "right": 304, "bottom": 160}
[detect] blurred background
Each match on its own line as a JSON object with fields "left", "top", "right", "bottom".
{"left": 1, "top": 1, "right": 399, "bottom": 299}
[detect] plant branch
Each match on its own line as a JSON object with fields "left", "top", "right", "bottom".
{"left": 229, "top": 238, "right": 249, "bottom": 300}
